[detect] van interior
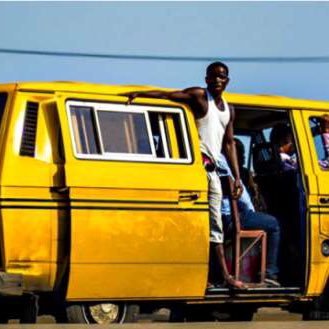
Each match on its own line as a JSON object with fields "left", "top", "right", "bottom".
{"left": 208, "top": 106, "right": 306, "bottom": 295}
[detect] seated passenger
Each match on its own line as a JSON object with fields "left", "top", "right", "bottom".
{"left": 217, "top": 153, "right": 281, "bottom": 287}
{"left": 269, "top": 123, "right": 297, "bottom": 171}
{"left": 318, "top": 114, "right": 329, "bottom": 169}
{"left": 235, "top": 138, "right": 267, "bottom": 212}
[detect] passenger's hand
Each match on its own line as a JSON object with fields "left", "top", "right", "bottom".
{"left": 232, "top": 179, "right": 243, "bottom": 199}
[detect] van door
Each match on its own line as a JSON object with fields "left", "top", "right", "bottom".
{"left": 292, "top": 109, "right": 329, "bottom": 296}
{"left": 56, "top": 94, "right": 209, "bottom": 300}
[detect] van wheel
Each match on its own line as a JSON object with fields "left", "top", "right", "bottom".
{"left": 66, "top": 303, "right": 139, "bottom": 324}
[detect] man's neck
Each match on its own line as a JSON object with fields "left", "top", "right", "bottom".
{"left": 207, "top": 88, "right": 223, "bottom": 103}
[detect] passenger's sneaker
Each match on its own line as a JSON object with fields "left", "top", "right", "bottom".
{"left": 264, "top": 277, "right": 281, "bottom": 287}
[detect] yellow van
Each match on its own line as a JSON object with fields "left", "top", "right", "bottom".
{"left": 0, "top": 81, "right": 329, "bottom": 323}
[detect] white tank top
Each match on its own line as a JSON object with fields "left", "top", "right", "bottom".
{"left": 196, "top": 90, "right": 230, "bottom": 162}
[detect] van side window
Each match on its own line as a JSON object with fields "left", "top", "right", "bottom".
{"left": 97, "top": 111, "right": 152, "bottom": 155}
{"left": 309, "top": 116, "right": 329, "bottom": 170}
{"left": 67, "top": 101, "right": 191, "bottom": 163}
{"left": 70, "top": 106, "right": 101, "bottom": 155}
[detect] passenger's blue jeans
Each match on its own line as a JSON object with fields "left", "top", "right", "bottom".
{"left": 223, "top": 210, "right": 280, "bottom": 279}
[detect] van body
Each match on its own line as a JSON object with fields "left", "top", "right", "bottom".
{"left": 0, "top": 82, "right": 329, "bottom": 322}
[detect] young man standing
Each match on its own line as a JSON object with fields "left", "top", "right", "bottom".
{"left": 121, "top": 62, "right": 244, "bottom": 289}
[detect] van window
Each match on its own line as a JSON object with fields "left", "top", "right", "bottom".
{"left": 97, "top": 110, "right": 152, "bottom": 155}
{"left": 309, "top": 116, "right": 329, "bottom": 170}
{"left": 67, "top": 101, "right": 191, "bottom": 163}
{"left": 70, "top": 106, "right": 101, "bottom": 155}
{"left": 234, "top": 134, "right": 252, "bottom": 168}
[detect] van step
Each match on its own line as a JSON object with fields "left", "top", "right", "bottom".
{"left": 0, "top": 272, "right": 23, "bottom": 296}
{"left": 206, "top": 286, "right": 301, "bottom": 298}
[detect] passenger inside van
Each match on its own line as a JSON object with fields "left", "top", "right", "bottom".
{"left": 269, "top": 123, "right": 298, "bottom": 172}
{"left": 218, "top": 152, "right": 281, "bottom": 287}
{"left": 318, "top": 114, "right": 329, "bottom": 169}
{"left": 235, "top": 138, "right": 267, "bottom": 212}
{"left": 251, "top": 121, "right": 305, "bottom": 285}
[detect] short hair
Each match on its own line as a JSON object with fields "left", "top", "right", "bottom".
{"left": 319, "top": 114, "right": 329, "bottom": 130}
{"left": 270, "top": 123, "right": 292, "bottom": 147}
{"left": 206, "top": 61, "right": 229, "bottom": 76}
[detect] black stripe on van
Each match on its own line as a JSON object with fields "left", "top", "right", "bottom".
{"left": 0, "top": 198, "right": 176, "bottom": 204}
{"left": 0, "top": 205, "right": 208, "bottom": 212}
{"left": 0, "top": 197, "right": 208, "bottom": 205}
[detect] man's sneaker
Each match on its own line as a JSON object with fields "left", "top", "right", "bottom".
{"left": 264, "top": 277, "right": 281, "bottom": 287}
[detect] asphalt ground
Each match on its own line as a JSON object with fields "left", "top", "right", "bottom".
{"left": 4, "top": 310, "right": 329, "bottom": 329}
{"left": 3, "top": 307, "right": 304, "bottom": 324}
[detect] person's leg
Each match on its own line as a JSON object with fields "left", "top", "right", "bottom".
{"left": 207, "top": 171, "right": 246, "bottom": 289}
{"left": 240, "top": 210, "right": 280, "bottom": 280}
{"left": 213, "top": 243, "right": 246, "bottom": 289}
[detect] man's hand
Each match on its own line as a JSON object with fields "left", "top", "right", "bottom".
{"left": 232, "top": 179, "right": 243, "bottom": 199}
{"left": 120, "top": 92, "right": 138, "bottom": 105}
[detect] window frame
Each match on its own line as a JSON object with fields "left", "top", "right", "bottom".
{"left": 66, "top": 100, "right": 192, "bottom": 164}
{"left": 308, "top": 115, "right": 329, "bottom": 171}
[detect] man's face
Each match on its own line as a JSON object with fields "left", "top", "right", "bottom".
{"left": 281, "top": 134, "right": 295, "bottom": 155}
{"left": 205, "top": 66, "right": 229, "bottom": 94}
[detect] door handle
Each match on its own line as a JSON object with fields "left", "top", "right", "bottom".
{"left": 179, "top": 191, "right": 200, "bottom": 202}
{"left": 320, "top": 197, "right": 329, "bottom": 204}
{"left": 50, "top": 186, "right": 69, "bottom": 194}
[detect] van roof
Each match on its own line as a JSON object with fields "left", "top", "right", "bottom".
{"left": 1, "top": 81, "right": 329, "bottom": 111}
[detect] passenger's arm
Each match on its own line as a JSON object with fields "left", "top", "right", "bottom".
{"left": 223, "top": 106, "right": 243, "bottom": 199}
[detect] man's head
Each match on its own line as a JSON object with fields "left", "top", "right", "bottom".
{"left": 319, "top": 114, "right": 329, "bottom": 134}
{"left": 234, "top": 138, "right": 245, "bottom": 168}
{"left": 270, "top": 123, "right": 295, "bottom": 155}
{"left": 205, "top": 61, "right": 230, "bottom": 95}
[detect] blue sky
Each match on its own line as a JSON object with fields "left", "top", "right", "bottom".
{"left": 1, "top": 2, "right": 329, "bottom": 100}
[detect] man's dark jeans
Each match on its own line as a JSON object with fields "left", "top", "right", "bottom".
{"left": 223, "top": 210, "right": 280, "bottom": 279}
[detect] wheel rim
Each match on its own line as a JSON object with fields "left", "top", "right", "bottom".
{"left": 83, "top": 303, "right": 127, "bottom": 324}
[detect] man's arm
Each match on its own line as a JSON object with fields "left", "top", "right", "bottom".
{"left": 223, "top": 106, "right": 243, "bottom": 199}
{"left": 121, "top": 89, "right": 190, "bottom": 104}
{"left": 120, "top": 87, "right": 205, "bottom": 117}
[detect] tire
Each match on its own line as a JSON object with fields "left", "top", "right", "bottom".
{"left": 66, "top": 303, "right": 139, "bottom": 324}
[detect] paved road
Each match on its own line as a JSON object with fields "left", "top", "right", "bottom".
{"left": 26, "top": 307, "right": 301, "bottom": 324}
{"left": 13, "top": 307, "right": 329, "bottom": 329}
{"left": 3, "top": 320, "right": 329, "bottom": 329}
